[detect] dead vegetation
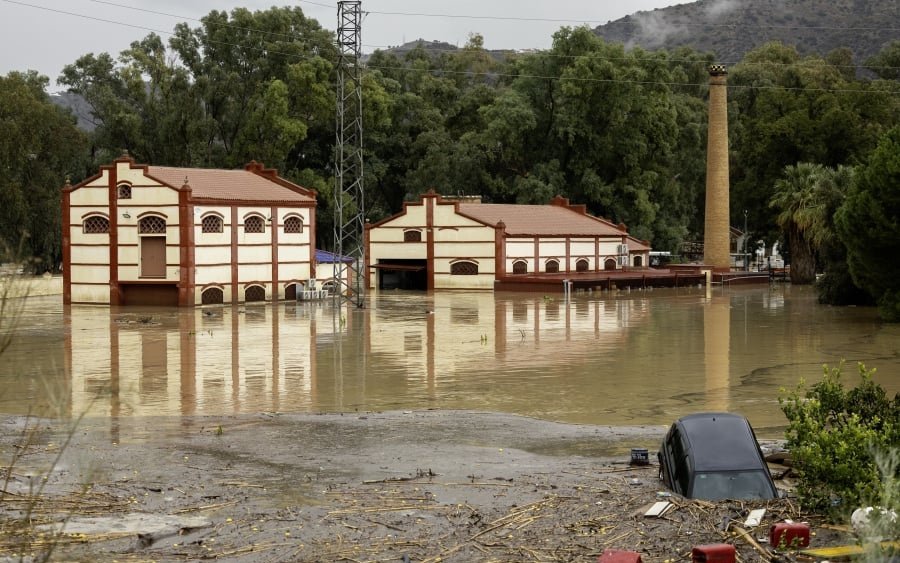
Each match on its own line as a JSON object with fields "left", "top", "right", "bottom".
{"left": 0, "top": 414, "right": 855, "bottom": 563}
{"left": 264, "top": 466, "right": 846, "bottom": 563}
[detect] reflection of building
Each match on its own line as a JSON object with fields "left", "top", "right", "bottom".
{"left": 65, "top": 305, "right": 319, "bottom": 417}
{"left": 704, "top": 294, "right": 731, "bottom": 412}
{"left": 62, "top": 154, "right": 317, "bottom": 306}
{"left": 365, "top": 193, "right": 650, "bottom": 291}
{"left": 62, "top": 293, "right": 650, "bottom": 417}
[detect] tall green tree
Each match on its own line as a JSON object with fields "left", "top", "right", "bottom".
{"left": 815, "top": 166, "right": 874, "bottom": 306}
{"left": 770, "top": 163, "right": 833, "bottom": 283}
{"left": 835, "top": 126, "right": 900, "bottom": 321}
{"left": 0, "top": 72, "right": 88, "bottom": 272}
{"left": 169, "top": 6, "right": 336, "bottom": 169}
{"left": 730, "top": 42, "right": 897, "bottom": 245}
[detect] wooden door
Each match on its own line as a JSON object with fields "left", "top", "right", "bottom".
{"left": 141, "top": 236, "right": 166, "bottom": 277}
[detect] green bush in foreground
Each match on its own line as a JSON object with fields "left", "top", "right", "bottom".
{"left": 779, "top": 362, "right": 900, "bottom": 516}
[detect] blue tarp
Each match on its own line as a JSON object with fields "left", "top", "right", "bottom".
{"left": 315, "top": 249, "right": 355, "bottom": 264}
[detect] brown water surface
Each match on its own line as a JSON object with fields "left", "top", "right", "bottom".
{"left": 2, "top": 285, "right": 898, "bottom": 437}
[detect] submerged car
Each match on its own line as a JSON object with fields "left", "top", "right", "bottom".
{"left": 658, "top": 412, "right": 778, "bottom": 500}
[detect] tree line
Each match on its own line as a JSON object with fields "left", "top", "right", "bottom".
{"left": 1, "top": 7, "right": 898, "bottom": 317}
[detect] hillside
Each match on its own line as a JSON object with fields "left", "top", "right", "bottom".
{"left": 50, "top": 91, "right": 95, "bottom": 132}
{"left": 592, "top": 0, "right": 897, "bottom": 66}
{"left": 366, "top": 38, "right": 513, "bottom": 62}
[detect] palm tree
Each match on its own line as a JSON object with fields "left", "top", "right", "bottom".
{"left": 769, "top": 163, "right": 831, "bottom": 284}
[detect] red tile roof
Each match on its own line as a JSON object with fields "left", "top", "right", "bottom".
{"left": 148, "top": 165, "right": 315, "bottom": 203}
{"left": 458, "top": 203, "right": 650, "bottom": 251}
{"left": 459, "top": 203, "right": 611, "bottom": 236}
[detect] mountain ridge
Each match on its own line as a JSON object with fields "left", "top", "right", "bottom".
{"left": 591, "top": 0, "right": 898, "bottom": 66}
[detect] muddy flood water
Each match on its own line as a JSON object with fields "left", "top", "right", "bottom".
{"left": 2, "top": 285, "right": 898, "bottom": 438}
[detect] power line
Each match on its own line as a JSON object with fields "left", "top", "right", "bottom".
{"left": 0, "top": 0, "right": 324, "bottom": 66}
{"left": 3, "top": 0, "right": 898, "bottom": 95}
{"left": 362, "top": 41, "right": 900, "bottom": 72}
{"left": 362, "top": 62, "right": 900, "bottom": 95}
{"left": 298, "top": 1, "right": 900, "bottom": 32}
{"left": 84, "top": 0, "right": 327, "bottom": 45}
{"left": 82, "top": 1, "right": 900, "bottom": 72}
{"left": 2, "top": 0, "right": 176, "bottom": 37}
{"left": 8, "top": 0, "right": 897, "bottom": 73}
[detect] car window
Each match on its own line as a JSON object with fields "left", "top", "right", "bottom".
{"left": 667, "top": 427, "right": 691, "bottom": 493}
{"left": 676, "top": 453, "right": 691, "bottom": 493}
{"left": 690, "top": 471, "right": 775, "bottom": 500}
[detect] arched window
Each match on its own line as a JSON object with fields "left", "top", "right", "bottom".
{"left": 83, "top": 215, "right": 110, "bottom": 234}
{"left": 117, "top": 184, "right": 131, "bottom": 199}
{"left": 634, "top": 255, "right": 643, "bottom": 267}
{"left": 139, "top": 215, "right": 166, "bottom": 234}
{"left": 545, "top": 259, "right": 559, "bottom": 273}
{"left": 404, "top": 230, "right": 422, "bottom": 242}
{"left": 284, "top": 216, "right": 303, "bottom": 233}
{"left": 450, "top": 261, "right": 478, "bottom": 275}
{"left": 512, "top": 260, "right": 527, "bottom": 274}
{"left": 201, "top": 287, "right": 224, "bottom": 304}
{"left": 604, "top": 258, "right": 617, "bottom": 270}
{"left": 201, "top": 214, "right": 223, "bottom": 233}
{"left": 576, "top": 258, "right": 589, "bottom": 272}
{"left": 244, "top": 215, "right": 265, "bottom": 233}
{"left": 284, "top": 283, "right": 298, "bottom": 300}
{"left": 245, "top": 285, "right": 266, "bottom": 302}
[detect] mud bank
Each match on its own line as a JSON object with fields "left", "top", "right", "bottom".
{"left": 1, "top": 410, "right": 846, "bottom": 562}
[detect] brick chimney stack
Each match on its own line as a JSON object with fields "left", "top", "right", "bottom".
{"left": 704, "top": 64, "right": 731, "bottom": 271}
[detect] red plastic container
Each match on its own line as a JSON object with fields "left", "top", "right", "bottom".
{"left": 691, "top": 543, "right": 736, "bottom": 563}
{"left": 598, "top": 549, "right": 642, "bottom": 563}
{"left": 769, "top": 522, "right": 810, "bottom": 549}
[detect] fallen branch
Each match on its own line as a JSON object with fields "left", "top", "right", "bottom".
{"left": 731, "top": 524, "right": 773, "bottom": 561}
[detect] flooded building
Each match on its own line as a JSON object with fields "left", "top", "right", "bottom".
{"left": 365, "top": 192, "right": 650, "bottom": 291}
{"left": 62, "top": 154, "right": 317, "bottom": 306}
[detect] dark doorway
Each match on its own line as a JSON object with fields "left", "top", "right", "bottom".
{"left": 120, "top": 283, "right": 178, "bottom": 306}
{"left": 375, "top": 259, "right": 427, "bottom": 290}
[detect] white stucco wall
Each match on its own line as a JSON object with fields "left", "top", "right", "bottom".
{"left": 69, "top": 284, "right": 109, "bottom": 304}
{"left": 368, "top": 199, "right": 497, "bottom": 290}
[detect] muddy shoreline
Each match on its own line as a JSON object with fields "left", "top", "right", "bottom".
{"left": 1, "top": 410, "right": 846, "bottom": 562}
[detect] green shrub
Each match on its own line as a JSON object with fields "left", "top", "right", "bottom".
{"left": 779, "top": 362, "right": 900, "bottom": 516}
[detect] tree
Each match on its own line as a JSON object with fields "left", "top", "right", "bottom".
{"left": 814, "top": 165, "right": 874, "bottom": 306}
{"left": 730, "top": 42, "right": 897, "bottom": 245}
{"left": 835, "top": 126, "right": 900, "bottom": 321}
{"left": 0, "top": 72, "right": 89, "bottom": 272}
{"left": 770, "top": 163, "right": 835, "bottom": 283}
{"left": 865, "top": 41, "right": 900, "bottom": 80}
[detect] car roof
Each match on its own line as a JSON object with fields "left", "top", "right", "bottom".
{"left": 676, "top": 413, "right": 766, "bottom": 472}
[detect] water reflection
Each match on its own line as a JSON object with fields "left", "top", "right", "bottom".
{"left": 2, "top": 287, "right": 899, "bottom": 435}
{"left": 704, "top": 294, "right": 731, "bottom": 412}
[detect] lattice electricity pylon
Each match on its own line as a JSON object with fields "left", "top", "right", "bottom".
{"left": 333, "top": 0, "right": 366, "bottom": 308}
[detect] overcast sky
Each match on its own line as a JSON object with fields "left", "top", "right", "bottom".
{"left": 0, "top": 0, "right": 688, "bottom": 92}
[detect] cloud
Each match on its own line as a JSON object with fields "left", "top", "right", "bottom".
{"left": 705, "top": 0, "right": 740, "bottom": 19}
{"left": 631, "top": 10, "right": 688, "bottom": 48}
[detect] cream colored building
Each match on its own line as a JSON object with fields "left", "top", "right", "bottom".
{"left": 365, "top": 192, "right": 651, "bottom": 291}
{"left": 62, "top": 154, "right": 317, "bottom": 306}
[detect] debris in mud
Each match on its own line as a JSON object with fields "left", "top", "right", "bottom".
{"left": 0, "top": 412, "right": 859, "bottom": 562}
